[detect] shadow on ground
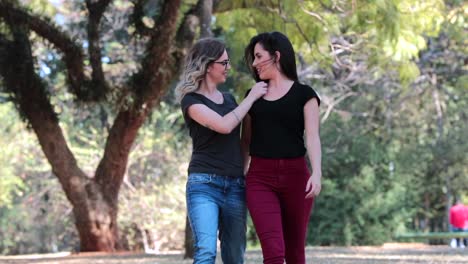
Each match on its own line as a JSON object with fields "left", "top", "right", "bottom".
{"left": 1, "top": 244, "right": 467, "bottom": 264}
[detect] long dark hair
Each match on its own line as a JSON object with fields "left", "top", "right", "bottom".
{"left": 244, "top": 31, "right": 298, "bottom": 82}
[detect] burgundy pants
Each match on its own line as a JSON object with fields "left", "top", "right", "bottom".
{"left": 246, "top": 156, "right": 314, "bottom": 264}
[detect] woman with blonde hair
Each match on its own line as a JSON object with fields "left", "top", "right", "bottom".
{"left": 176, "top": 38, "right": 267, "bottom": 263}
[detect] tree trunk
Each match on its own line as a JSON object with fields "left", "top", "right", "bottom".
{"left": 0, "top": 0, "right": 200, "bottom": 252}
{"left": 0, "top": 26, "right": 125, "bottom": 252}
{"left": 73, "top": 184, "right": 119, "bottom": 251}
{"left": 423, "top": 193, "right": 430, "bottom": 233}
{"left": 197, "top": 0, "right": 213, "bottom": 38}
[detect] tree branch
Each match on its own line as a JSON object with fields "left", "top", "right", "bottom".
{"left": 85, "top": 0, "right": 112, "bottom": 98}
{"left": 321, "top": 91, "right": 357, "bottom": 123}
{"left": 299, "top": 2, "right": 325, "bottom": 24}
{"left": 95, "top": 0, "right": 182, "bottom": 199}
{"left": 0, "top": 0, "right": 88, "bottom": 100}
{"left": 197, "top": 0, "right": 213, "bottom": 38}
{"left": 138, "top": 0, "right": 182, "bottom": 104}
{"left": 170, "top": 0, "right": 214, "bottom": 67}
{"left": 94, "top": 0, "right": 213, "bottom": 204}
{"left": 318, "top": 0, "right": 345, "bottom": 13}
{"left": 173, "top": 1, "right": 201, "bottom": 64}
{"left": 295, "top": 21, "right": 314, "bottom": 49}
{"left": 0, "top": 24, "right": 90, "bottom": 214}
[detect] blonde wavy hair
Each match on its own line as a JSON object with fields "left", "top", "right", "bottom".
{"left": 175, "top": 38, "right": 226, "bottom": 102}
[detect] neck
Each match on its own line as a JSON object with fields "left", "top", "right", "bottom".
{"left": 267, "top": 74, "right": 294, "bottom": 90}
{"left": 199, "top": 79, "right": 218, "bottom": 95}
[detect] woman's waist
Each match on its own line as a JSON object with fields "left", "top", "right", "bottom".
{"left": 250, "top": 155, "right": 306, "bottom": 167}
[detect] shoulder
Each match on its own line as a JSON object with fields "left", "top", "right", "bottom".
{"left": 181, "top": 92, "right": 202, "bottom": 105}
{"left": 182, "top": 92, "right": 199, "bottom": 100}
{"left": 181, "top": 93, "right": 205, "bottom": 117}
{"left": 295, "top": 82, "right": 321, "bottom": 106}
{"left": 294, "top": 82, "right": 318, "bottom": 95}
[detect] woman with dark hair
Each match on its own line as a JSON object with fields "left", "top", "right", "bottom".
{"left": 242, "top": 31, "right": 322, "bottom": 264}
{"left": 176, "top": 38, "right": 267, "bottom": 263}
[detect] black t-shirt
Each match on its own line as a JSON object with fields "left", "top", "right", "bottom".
{"left": 246, "top": 82, "right": 320, "bottom": 158}
{"left": 181, "top": 92, "right": 243, "bottom": 178}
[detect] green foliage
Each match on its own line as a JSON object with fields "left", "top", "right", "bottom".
{"left": 0, "top": 103, "right": 26, "bottom": 207}
{"left": 0, "top": 102, "right": 78, "bottom": 254}
{"left": 309, "top": 114, "right": 413, "bottom": 246}
{"left": 307, "top": 1, "right": 466, "bottom": 243}
{"left": 398, "top": 62, "right": 421, "bottom": 86}
{"left": 214, "top": 0, "right": 445, "bottom": 82}
{"left": 0, "top": 172, "right": 23, "bottom": 207}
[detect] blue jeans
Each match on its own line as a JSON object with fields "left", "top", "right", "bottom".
{"left": 186, "top": 173, "right": 247, "bottom": 264}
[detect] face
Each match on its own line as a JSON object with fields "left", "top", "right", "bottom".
{"left": 252, "top": 43, "right": 277, "bottom": 80}
{"left": 206, "top": 50, "right": 230, "bottom": 84}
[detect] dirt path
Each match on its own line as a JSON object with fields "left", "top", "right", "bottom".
{"left": 1, "top": 244, "right": 467, "bottom": 264}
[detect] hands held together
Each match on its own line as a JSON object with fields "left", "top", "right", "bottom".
{"left": 248, "top": 82, "right": 268, "bottom": 100}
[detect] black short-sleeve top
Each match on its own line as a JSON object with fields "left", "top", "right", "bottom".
{"left": 180, "top": 92, "right": 243, "bottom": 178}
{"left": 246, "top": 82, "right": 320, "bottom": 158}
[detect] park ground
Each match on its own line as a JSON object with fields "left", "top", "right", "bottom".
{"left": 0, "top": 243, "right": 467, "bottom": 264}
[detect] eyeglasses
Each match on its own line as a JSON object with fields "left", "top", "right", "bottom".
{"left": 213, "top": 59, "right": 230, "bottom": 69}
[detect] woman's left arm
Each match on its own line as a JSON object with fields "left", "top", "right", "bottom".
{"left": 304, "top": 97, "right": 322, "bottom": 199}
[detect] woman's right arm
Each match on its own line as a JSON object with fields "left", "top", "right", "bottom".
{"left": 241, "top": 113, "right": 252, "bottom": 175}
{"left": 187, "top": 83, "right": 266, "bottom": 134}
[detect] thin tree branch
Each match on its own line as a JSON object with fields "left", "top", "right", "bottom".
{"left": 321, "top": 92, "right": 356, "bottom": 123}
{"left": 318, "top": 0, "right": 344, "bottom": 13}
{"left": 299, "top": 2, "right": 325, "bottom": 24}
{"left": 85, "top": 0, "right": 112, "bottom": 97}
{"left": 295, "top": 21, "right": 314, "bottom": 50}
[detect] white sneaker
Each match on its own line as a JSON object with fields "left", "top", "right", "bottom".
{"left": 450, "top": 239, "right": 457, "bottom": 248}
{"left": 460, "top": 244, "right": 466, "bottom": 249}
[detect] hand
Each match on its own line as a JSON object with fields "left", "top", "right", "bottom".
{"left": 305, "top": 171, "right": 321, "bottom": 199}
{"left": 248, "top": 82, "right": 268, "bottom": 100}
